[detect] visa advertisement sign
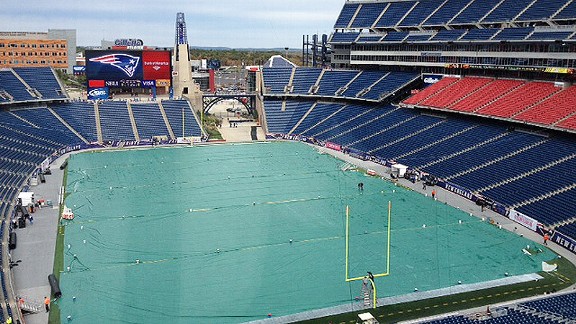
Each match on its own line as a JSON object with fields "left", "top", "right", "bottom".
{"left": 87, "top": 87, "right": 109, "bottom": 100}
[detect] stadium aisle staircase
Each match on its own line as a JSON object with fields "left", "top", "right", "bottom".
{"left": 157, "top": 101, "right": 176, "bottom": 139}
{"left": 126, "top": 101, "right": 140, "bottom": 141}
{"left": 94, "top": 102, "right": 103, "bottom": 142}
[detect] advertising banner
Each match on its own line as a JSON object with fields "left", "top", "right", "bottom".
{"left": 142, "top": 51, "right": 171, "bottom": 81}
{"left": 325, "top": 142, "right": 342, "bottom": 151}
{"left": 86, "top": 50, "right": 143, "bottom": 80}
{"left": 142, "top": 80, "right": 156, "bottom": 88}
{"left": 551, "top": 231, "right": 576, "bottom": 254}
{"left": 87, "top": 87, "right": 109, "bottom": 100}
{"left": 508, "top": 209, "right": 539, "bottom": 231}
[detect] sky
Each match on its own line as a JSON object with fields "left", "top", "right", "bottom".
{"left": 1, "top": 0, "right": 344, "bottom": 49}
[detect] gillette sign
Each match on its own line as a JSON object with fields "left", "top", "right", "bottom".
{"left": 87, "top": 87, "right": 109, "bottom": 100}
{"left": 423, "top": 74, "right": 443, "bottom": 84}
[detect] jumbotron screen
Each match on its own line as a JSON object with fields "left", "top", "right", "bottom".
{"left": 85, "top": 50, "right": 171, "bottom": 87}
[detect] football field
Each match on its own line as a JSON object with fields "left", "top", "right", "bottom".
{"left": 57, "top": 141, "right": 555, "bottom": 323}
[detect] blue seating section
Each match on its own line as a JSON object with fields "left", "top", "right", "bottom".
{"left": 361, "top": 72, "right": 418, "bottom": 101}
{"left": 315, "top": 106, "right": 389, "bottom": 142}
{"left": 459, "top": 28, "right": 500, "bottom": 41}
{"left": 11, "top": 108, "right": 82, "bottom": 145}
{"left": 399, "top": 1, "right": 439, "bottom": 26}
{"left": 527, "top": 31, "right": 574, "bottom": 40}
{"left": 424, "top": 0, "right": 471, "bottom": 26}
{"left": 518, "top": 188, "right": 576, "bottom": 225}
{"left": 316, "top": 70, "right": 359, "bottom": 96}
{"left": 520, "top": 292, "right": 576, "bottom": 319}
{"left": 13, "top": 67, "right": 66, "bottom": 100}
{"left": 483, "top": 0, "right": 535, "bottom": 23}
{"left": 161, "top": 100, "right": 202, "bottom": 137}
{"left": 300, "top": 105, "right": 363, "bottom": 137}
{"left": 425, "top": 133, "right": 544, "bottom": 179}
{"left": 334, "top": 3, "right": 360, "bottom": 28}
{"left": 291, "top": 103, "right": 345, "bottom": 135}
{"left": 263, "top": 67, "right": 292, "bottom": 94}
{"left": 51, "top": 102, "right": 99, "bottom": 143}
{"left": 331, "top": 32, "right": 360, "bottom": 43}
{"left": 449, "top": 139, "right": 576, "bottom": 192}
{"left": 357, "top": 35, "right": 384, "bottom": 43}
{"left": 518, "top": 0, "right": 569, "bottom": 21}
{"left": 291, "top": 68, "right": 322, "bottom": 95}
{"left": 405, "top": 34, "right": 433, "bottom": 42}
{"left": 557, "top": 223, "right": 576, "bottom": 240}
{"left": 131, "top": 103, "right": 171, "bottom": 140}
{"left": 98, "top": 102, "right": 135, "bottom": 141}
{"left": 482, "top": 157, "right": 576, "bottom": 208}
{"left": 0, "top": 70, "right": 35, "bottom": 102}
{"left": 431, "top": 29, "right": 467, "bottom": 41}
{"left": 341, "top": 71, "right": 386, "bottom": 98}
{"left": 451, "top": 0, "right": 496, "bottom": 24}
{"left": 348, "top": 109, "right": 417, "bottom": 152}
{"left": 350, "top": 3, "right": 387, "bottom": 28}
{"left": 382, "top": 31, "right": 409, "bottom": 42}
{"left": 423, "top": 308, "right": 559, "bottom": 323}
{"left": 375, "top": 1, "right": 416, "bottom": 27}
{"left": 554, "top": 1, "right": 576, "bottom": 19}
{"left": 264, "top": 100, "right": 313, "bottom": 134}
{"left": 493, "top": 27, "right": 535, "bottom": 41}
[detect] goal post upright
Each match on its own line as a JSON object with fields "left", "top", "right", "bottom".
{"left": 345, "top": 201, "right": 392, "bottom": 282}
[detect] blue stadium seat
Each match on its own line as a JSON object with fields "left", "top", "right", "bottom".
{"left": 161, "top": 100, "right": 202, "bottom": 138}
{"left": 291, "top": 68, "right": 322, "bottom": 95}
{"left": 131, "top": 103, "right": 171, "bottom": 140}
{"left": 451, "top": 0, "right": 497, "bottom": 24}
{"left": 398, "top": 0, "right": 439, "bottom": 26}
{"left": 315, "top": 70, "right": 360, "bottom": 96}
{"left": 13, "top": 67, "right": 66, "bottom": 100}
{"left": 330, "top": 32, "right": 360, "bottom": 43}
{"left": 334, "top": 3, "right": 360, "bottom": 28}
{"left": 375, "top": 1, "right": 416, "bottom": 27}
{"left": 0, "top": 70, "right": 36, "bottom": 102}
{"left": 424, "top": 0, "right": 472, "bottom": 26}
{"left": 263, "top": 67, "right": 293, "bottom": 94}
{"left": 517, "top": 0, "right": 569, "bottom": 21}
{"left": 97, "top": 101, "right": 136, "bottom": 141}
{"left": 482, "top": 0, "right": 534, "bottom": 23}
{"left": 350, "top": 3, "right": 388, "bottom": 28}
{"left": 51, "top": 102, "right": 99, "bottom": 143}
{"left": 492, "top": 27, "right": 534, "bottom": 41}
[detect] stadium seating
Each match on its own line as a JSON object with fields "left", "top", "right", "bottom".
{"left": 449, "top": 79, "right": 524, "bottom": 112}
{"left": 517, "top": 0, "right": 569, "bottom": 21}
{"left": 130, "top": 103, "right": 171, "bottom": 140}
{"left": 334, "top": 3, "right": 360, "bottom": 28}
{"left": 450, "top": 1, "right": 496, "bottom": 24}
{"left": 10, "top": 108, "right": 82, "bottom": 145}
{"left": 360, "top": 72, "right": 419, "bottom": 101}
{"left": 403, "top": 77, "right": 459, "bottom": 105}
{"left": 330, "top": 32, "right": 360, "bottom": 43}
{"left": 476, "top": 82, "right": 560, "bottom": 118}
{"left": 51, "top": 102, "right": 99, "bottom": 143}
{"left": 459, "top": 28, "right": 500, "bottom": 41}
{"left": 398, "top": 1, "right": 439, "bottom": 27}
{"left": 12, "top": 67, "right": 66, "bottom": 100}
{"left": 514, "top": 86, "right": 576, "bottom": 125}
{"left": 483, "top": 0, "right": 535, "bottom": 23}
{"left": 520, "top": 291, "right": 576, "bottom": 319}
{"left": 340, "top": 71, "right": 387, "bottom": 98}
{"left": 375, "top": 1, "right": 416, "bottom": 27}
{"left": 350, "top": 3, "right": 387, "bottom": 28}
{"left": 290, "top": 102, "right": 345, "bottom": 135}
{"left": 262, "top": 67, "right": 292, "bottom": 94}
{"left": 315, "top": 70, "right": 360, "bottom": 96}
{"left": 420, "top": 77, "right": 492, "bottom": 109}
{"left": 423, "top": 0, "right": 471, "bottom": 26}
{"left": 263, "top": 100, "right": 313, "bottom": 134}
{"left": 518, "top": 187, "right": 576, "bottom": 226}
{"left": 290, "top": 68, "right": 322, "bottom": 95}
{"left": 556, "top": 114, "right": 576, "bottom": 130}
{"left": 160, "top": 100, "right": 202, "bottom": 138}
{"left": 97, "top": 101, "right": 136, "bottom": 141}
{"left": 0, "top": 70, "right": 36, "bottom": 102}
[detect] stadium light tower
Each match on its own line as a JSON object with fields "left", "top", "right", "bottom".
{"left": 175, "top": 12, "right": 188, "bottom": 61}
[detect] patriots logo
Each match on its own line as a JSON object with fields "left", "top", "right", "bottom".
{"left": 89, "top": 54, "right": 140, "bottom": 77}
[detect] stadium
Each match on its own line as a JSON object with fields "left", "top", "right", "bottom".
{"left": 1, "top": 0, "right": 576, "bottom": 323}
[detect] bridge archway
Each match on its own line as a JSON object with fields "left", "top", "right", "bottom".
{"left": 202, "top": 94, "right": 256, "bottom": 115}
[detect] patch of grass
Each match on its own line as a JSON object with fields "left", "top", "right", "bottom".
{"left": 302, "top": 256, "right": 575, "bottom": 323}
{"left": 199, "top": 111, "right": 223, "bottom": 140}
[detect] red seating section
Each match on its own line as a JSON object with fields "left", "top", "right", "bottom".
{"left": 420, "top": 77, "right": 492, "bottom": 109}
{"left": 556, "top": 114, "right": 576, "bottom": 130}
{"left": 403, "top": 77, "right": 458, "bottom": 105}
{"left": 450, "top": 79, "right": 524, "bottom": 112}
{"left": 477, "top": 82, "right": 559, "bottom": 118}
{"left": 402, "top": 77, "right": 576, "bottom": 130}
{"left": 515, "top": 86, "right": 576, "bottom": 125}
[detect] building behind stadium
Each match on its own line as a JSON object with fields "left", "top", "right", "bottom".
{"left": 0, "top": 29, "right": 76, "bottom": 74}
